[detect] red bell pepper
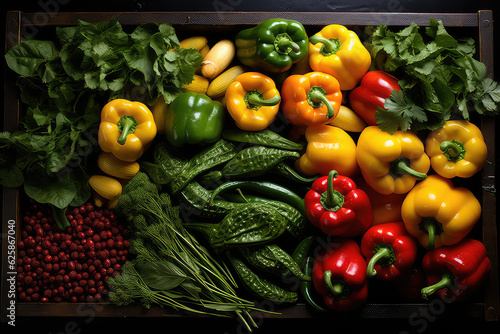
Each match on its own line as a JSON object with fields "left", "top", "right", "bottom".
{"left": 361, "top": 222, "right": 418, "bottom": 281}
{"left": 348, "top": 70, "right": 401, "bottom": 125}
{"left": 304, "top": 170, "right": 372, "bottom": 237}
{"left": 396, "top": 266, "right": 426, "bottom": 302}
{"left": 312, "top": 237, "right": 368, "bottom": 311}
{"left": 421, "top": 238, "right": 492, "bottom": 302}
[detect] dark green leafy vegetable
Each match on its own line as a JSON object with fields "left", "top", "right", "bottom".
{"left": 109, "top": 172, "right": 260, "bottom": 331}
{"left": 2, "top": 18, "right": 202, "bottom": 209}
{"left": 365, "top": 18, "right": 500, "bottom": 133}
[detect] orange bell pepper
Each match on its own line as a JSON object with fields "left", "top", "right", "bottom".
{"left": 355, "top": 176, "right": 405, "bottom": 225}
{"left": 281, "top": 72, "right": 342, "bottom": 127}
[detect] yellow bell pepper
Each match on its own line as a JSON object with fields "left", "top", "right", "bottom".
{"left": 401, "top": 174, "right": 481, "bottom": 249}
{"left": 356, "top": 126, "right": 430, "bottom": 195}
{"left": 98, "top": 99, "right": 157, "bottom": 162}
{"left": 225, "top": 72, "right": 281, "bottom": 131}
{"left": 308, "top": 25, "right": 371, "bottom": 90}
{"left": 295, "top": 124, "right": 359, "bottom": 178}
{"left": 425, "top": 120, "right": 487, "bottom": 178}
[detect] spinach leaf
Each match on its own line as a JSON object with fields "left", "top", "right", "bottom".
{"left": 4, "top": 40, "right": 58, "bottom": 77}
{"left": 24, "top": 171, "right": 77, "bottom": 210}
{"left": 136, "top": 260, "right": 189, "bottom": 291}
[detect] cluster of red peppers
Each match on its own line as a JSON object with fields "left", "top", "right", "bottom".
{"left": 299, "top": 166, "right": 492, "bottom": 312}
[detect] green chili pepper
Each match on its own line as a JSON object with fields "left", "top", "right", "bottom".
{"left": 179, "top": 181, "right": 241, "bottom": 221}
{"left": 222, "top": 191, "right": 305, "bottom": 238}
{"left": 292, "top": 236, "right": 327, "bottom": 312}
{"left": 222, "top": 129, "right": 303, "bottom": 151}
{"left": 209, "top": 180, "right": 307, "bottom": 219}
{"left": 228, "top": 254, "right": 298, "bottom": 304}
{"left": 199, "top": 146, "right": 300, "bottom": 184}
{"left": 241, "top": 245, "right": 310, "bottom": 281}
{"left": 169, "top": 139, "right": 237, "bottom": 194}
{"left": 271, "top": 162, "right": 320, "bottom": 184}
{"left": 139, "top": 142, "right": 187, "bottom": 185}
{"left": 185, "top": 203, "right": 287, "bottom": 252}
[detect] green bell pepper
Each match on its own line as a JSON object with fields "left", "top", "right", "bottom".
{"left": 235, "top": 18, "right": 309, "bottom": 73}
{"left": 165, "top": 92, "right": 225, "bottom": 147}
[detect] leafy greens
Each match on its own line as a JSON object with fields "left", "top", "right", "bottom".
{"left": 1, "top": 19, "right": 202, "bottom": 208}
{"left": 364, "top": 18, "right": 500, "bottom": 134}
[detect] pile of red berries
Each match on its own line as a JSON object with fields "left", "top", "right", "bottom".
{"left": 16, "top": 200, "right": 130, "bottom": 303}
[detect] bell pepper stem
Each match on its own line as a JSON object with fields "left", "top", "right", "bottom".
{"left": 307, "top": 86, "right": 335, "bottom": 119}
{"left": 421, "top": 273, "right": 454, "bottom": 300}
{"left": 391, "top": 157, "right": 427, "bottom": 180}
{"left": 274, "top": 33, "right": 301, "bottom": 54}
{"left": 366, "top": 247, "right": 392, "bottom": 278}
{"left": 439, "top": 140, "right": 466, "bottom": 162}
{"left": 320, "top": 170, "right": 344, "bottom": 212}
{"left": 309, "top": 35, "right": 342, "bottom": 56}
{"left": 422, "top": 219, "right": 437, "bottom": 250}
{"left": 116, "top": 115, "right": 138, "bottom": 145}
{"left": 324, "top": 270, "right": 345, "bottom": 297}
{"left": 246, "top": 91, "right": 281, "bottom": 107}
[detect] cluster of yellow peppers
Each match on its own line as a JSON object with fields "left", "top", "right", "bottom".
{"left": 356, "top": 121, "right": 487, "bottom": 250}
{"left": 90, "top": 99, "right": 157, "bottom": 208}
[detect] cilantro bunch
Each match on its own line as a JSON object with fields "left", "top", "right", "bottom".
{"left": 1, "top": 19, "right": 202, "bottom": 209}
{"left": 365, "top": 18, "right": 500, "bottom": 134}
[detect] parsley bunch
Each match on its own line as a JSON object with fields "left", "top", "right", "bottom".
{"left": 365, "top": 18, "right": 500, "bottom": 134}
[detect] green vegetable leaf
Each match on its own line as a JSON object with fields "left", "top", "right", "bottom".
{"left": 365, "top": 18, "right": 500, "bottom": 132}
{"left": 24, "top": 171, "right": 77, "bottom": 209}
{"left": 376, "top": 90, "right": 427, "bottom": 134}
{"left": 5, "top": 40, "right": 58, "bottom": 77}
{"left": 474, "top": 78, "right": 500, "bottom": 116}
{"left": 0, "top": 164, "right": 24, "bottom": 188}
{"left": 425, "top": 18, "right": 457, "bottom": 49}
{"left": 136, "top": 260, "right": 189, "bottom": 291}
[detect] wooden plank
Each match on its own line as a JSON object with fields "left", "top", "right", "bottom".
{"left": 16, "top": 11, "right": 479, "bottom": 28}
{"left": 16, "top": 302, "right": 484, "bottom": 319}
{"left": 478, "top": 10, "right": 499, "bottom": 322}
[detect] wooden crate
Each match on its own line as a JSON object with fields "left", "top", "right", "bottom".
{"left": 1, "top": 10, "right": 498, "bottom": 322}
